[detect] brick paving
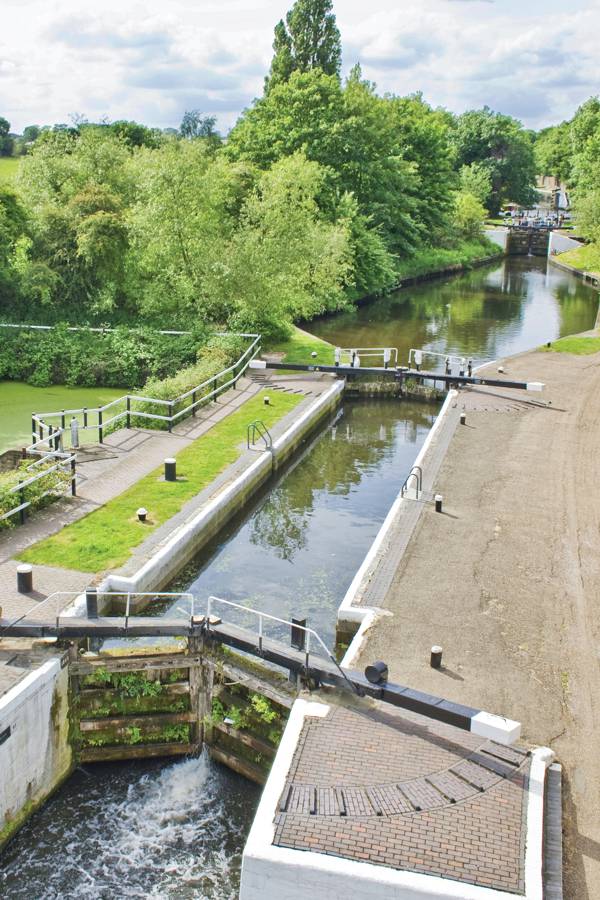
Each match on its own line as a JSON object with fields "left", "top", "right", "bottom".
{"left": 273, "top": 703, "right": 529, "bottom": 894}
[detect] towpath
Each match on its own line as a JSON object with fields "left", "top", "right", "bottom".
{"left": 357, "top": 347, "right": 600, "bottom": 899}
{"left": 0, "top": 374, "right": 324, "bottom": 624}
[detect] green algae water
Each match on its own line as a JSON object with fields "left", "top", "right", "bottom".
{"left": 0, "top": 382, "right": 124, "bottom": 454}
{"left": 1, "top": 256, "right": 598, "bottom": 899}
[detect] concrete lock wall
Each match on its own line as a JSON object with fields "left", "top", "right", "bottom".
{"left": 0, "top": 657, "right": 73, "bottom": 848}
{"left": 484, "top": 229, "right": 508, "bottom": 253}
{"left": 107, "top": 380, "right": 344, "bottom": 597}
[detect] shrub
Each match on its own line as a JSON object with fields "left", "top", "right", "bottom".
{"left": 131, "top": 334, "right": 250, "bottom": 428}
{"left": 0, "top": 323, "right": 208, "bottom": 388}
{"left": 0, "top": 459, "right": 70, "bottom": 528}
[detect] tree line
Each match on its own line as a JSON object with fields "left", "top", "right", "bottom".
{"left": 0, "top": 0, "right": 541, "bottom": 339}
{"left": 536, "top": 99, "right": 600, "bottom": 249}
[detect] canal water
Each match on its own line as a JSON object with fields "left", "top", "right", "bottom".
{"left": 306, "top": 256, "right": 598, "bottom": 366}
{"left": 1, "top": 256, "right": 598, "bottom": 899}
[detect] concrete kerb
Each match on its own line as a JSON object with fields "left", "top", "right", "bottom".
{"left": 339, "top": 389, "right": 458, "bottom": 670}
{"left": 240, "top": 698, "right": 550, "bottom": 900}
{"left": 58, "top": 380, "right": 344, "bottom": 612}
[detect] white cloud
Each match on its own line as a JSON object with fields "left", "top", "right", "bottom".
{"left": 0, "top": 0, "right": 597, "bottom": 132}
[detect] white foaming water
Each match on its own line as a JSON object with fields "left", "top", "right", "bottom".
{"left": 0, "top": 751, "right": 259, "bottom": 900}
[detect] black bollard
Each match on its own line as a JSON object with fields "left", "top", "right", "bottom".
{"left": 16, "top": 564, "right": 33, "bottom": 594}
{"left": 430, "top": 645, "right": 443, "bottom": 669}
{"left": 460, "top": 413, "right": 466, "bottom": 425}
{"left": 435, "top": 494, "right": 443, "bottom": 513}
{"left": 364, "top": 660, "right": 389, "bottom": 684}
{"left": 164, "top": 458, "right": 176, "bottom": 482}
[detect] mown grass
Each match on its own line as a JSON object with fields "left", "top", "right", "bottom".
{"left": 557, "top": 244, "right": 600, "bottom": 275}
{"left": 267, "top": 325, "right": 335, "bottom": 366}
{"left": 19, "top": 390, "right": 303, "bottom": 573}
{"left": 541, "top": 336, "right": 600, "bottom": 355}
{"left": 0, "top": 157, "right": 20, "bottom": 184}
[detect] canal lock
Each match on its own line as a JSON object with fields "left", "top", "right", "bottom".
{"left": 69, "top": 639, "right": 294, "bottom": 784}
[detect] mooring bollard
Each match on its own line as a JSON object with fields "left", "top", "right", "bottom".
{"left": 430, "top": 645, "right": 443, "bottom": 669}
{"left": 16, "top": 564, "right": 33, "bottom": 594}
{"left": 164, "top": 458, "right": 177, "bottom": 482}
{"left": 364, "top": 660, "right": 389, "bottom": 684}
{"left": 460, "top": 412, "right": 466, "bottom": 425}
{"left": 435, "top": 494, "right": 443, "bottom": 513}
{"left": 137, "top": 507, "right": 147, "bottom": 522}
{"left": 85, "top": 587, "right": 98, "bottom": 619}
{"left": 263, "top": 395, "right": 270, "bottom": 406}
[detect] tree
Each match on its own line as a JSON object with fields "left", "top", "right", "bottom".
{"left": 265, "top": 0, "right": 341, "bottom": 91}
{"left": 459, "top": 163, "right": 492, "bottom": 207}
{"left": 454, "top": 191, "right": 486, "bottom": 240}
{"left": 0, "top": 117, "right": 14, "bottom": 156}
{"left": 450, "top": 107, "right": 538, "bottom": 214}
{"left": 534, "top": 123, "right": 572, "bottom": 183}
{"left": 108, "top": 120, "right": 161, "bottom": 149}
{"left": 179, "top": 110, "right": 220, "bottom": 146}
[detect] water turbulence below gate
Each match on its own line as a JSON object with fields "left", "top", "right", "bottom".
{"left": 0, "top": 751, "right": 259, "bottom": 900}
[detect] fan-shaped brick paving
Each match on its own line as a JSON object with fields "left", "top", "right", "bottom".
{"left": 273, "top": 704, "right": 530, "bottom": 893}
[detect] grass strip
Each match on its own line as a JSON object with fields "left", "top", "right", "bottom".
{"left": 556, "top": 244, "right": 600, "bottom": 274}
{"left": 267, "top": 325, "right": 335, "bottom": 367}
{"left": 19, "top": 390, "right": 302, "bottom": 573}
{"left": 541, "top": 336, "right": 600, "bottom": 355}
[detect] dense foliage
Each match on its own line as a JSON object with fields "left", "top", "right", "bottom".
{"left": 0, "top": 0, "right": 515, "bottom": 344}
{"left": 450, "top": 107, "right": 538, "bottom": 215}
{"left": 536, "top": 97, "right": 600, "bottom": 250}
{"left": 0, "top": 324, "right": 207, "bottom": 387}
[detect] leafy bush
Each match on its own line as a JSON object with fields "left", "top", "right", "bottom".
{"left": 132, "top": 333, "right": 249, "bottom": 428}
{"left": 0, "top": 323, "right": 208, "bottom": 388}
{"left": 0, "top": 459, "right": 70, "bottom": 528}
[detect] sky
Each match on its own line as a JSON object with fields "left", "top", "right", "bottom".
{"left": 1, "top": 0, "right": 598, "bottom": 134}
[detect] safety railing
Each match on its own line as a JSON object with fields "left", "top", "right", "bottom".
{"left": 206, "top": 595, "right": 358, "bottom": 694}
{"left": 0, "top": 452, "right": 77, "bottom": 527}
{"left": 408, "top": 348, "right": 489, "bottom": 377}
{"left": 247, "top": 420, "right": 273, "bottom": 451}
{"left": 27, "top": 333, "right": 261, "bottom": 454}
{"left": 0, "top": 589, "right": 359, "bottom": 695}
{"left": 338, "top": 347, "right": 398, "bottom": 368}
{"left": 401, "top": 465, "right": 423, "bottom": 500}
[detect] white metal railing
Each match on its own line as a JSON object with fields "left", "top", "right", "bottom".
{"left": 338, "top": 347, "right": 398, "bottom": 368}
{"left": 407, "top": 348, "right": 488, "bottom": 374}
{"left": 27, "top": 333, "right": 261, "bottom": 454}
{"left": 0, "top": 451, "right": 76, "bottom": 525}
{"left": 0, "top": 590, "right": 357, "bottom": 691}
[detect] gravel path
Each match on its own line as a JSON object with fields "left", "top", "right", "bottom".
{"left": 358, "top": 347, "right": 600, "bottom": 899}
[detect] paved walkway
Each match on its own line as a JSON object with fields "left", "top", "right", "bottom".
{"left": 0, "top": 374, "right": 330, "bottom": 624}
{"left": 357, "top": 348, "right": 600, "bottom": 899}
{"left": 275, "top": 699, "right": 529, "bottom": 893}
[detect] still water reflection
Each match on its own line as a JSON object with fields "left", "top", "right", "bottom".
{"left": 306, "top": 257, "right": 599, "bottom": 365}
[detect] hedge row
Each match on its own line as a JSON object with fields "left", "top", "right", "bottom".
{"left": 0, "top": 460, "right": 70, "bottom": 528}
{"left": 131, "top": 334, "right": 250, "bottom": 428}
{"left": 0, "top": 324, "right": 209, "bottom": 388}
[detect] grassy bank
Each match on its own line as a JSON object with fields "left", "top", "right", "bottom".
{"left": 557, "top": 244, "right": 600, "bottom": 274}
{"left": 266, "top": 326, "right": 334, "bottom": 366}
{"left": 19, "top": 390, "right": 302, "bottom": 572}
{"left": 542, "top": 336, "right": 600, "bottom": 355}
{"left": 394, "top": 237, "right": 502, "bottom": 282}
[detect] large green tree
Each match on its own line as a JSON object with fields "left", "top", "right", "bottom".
{"left": 265, "top": 0, "right": 341, "bottom": 91}
{"left": 450, "top": 107, "right": 538, "bottom": 214}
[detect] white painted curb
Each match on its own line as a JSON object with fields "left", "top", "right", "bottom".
{"left": 339, "top": 389, "right": 457, "bottom": 669}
